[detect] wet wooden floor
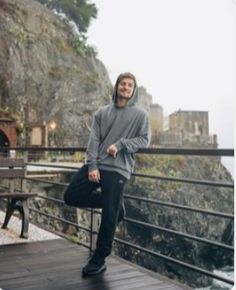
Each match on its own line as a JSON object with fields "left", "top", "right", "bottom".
{"left": 0, "top": 239, "right": 191, "bottom": 290}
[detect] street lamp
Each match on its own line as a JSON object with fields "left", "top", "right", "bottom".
{"left": 48, "top": 120, "right": 57, "bottom": 147}
{"left": 49, "top": 120, "right": 57, "bottom": 131}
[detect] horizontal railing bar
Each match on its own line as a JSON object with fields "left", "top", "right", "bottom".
{"left": 139, "top": 148, "right": 234, "bottom": 156}
{"left": 2, "top": 178, "right": 233, "bottom": 221}
{"left": 26, "top": 181, "right": 233, "bottom": 219}
{"left": 124, "top": 217, "right": 233, "bottom": 251}
{"left": 0, "top": 147, "right": 87, "bottom": 152}
{"left": 29, "top": 221, "right": 90, "bottom": 249}
{"left": 133, "top": 173, "right": 234, "bottom": 188}
{"left": 0, "top": 183, "right": 67, "bottom": 203}
{"left": 35, "top": 195, "right": 93, "bottom": 214}
{"left": 1, "top": 181, "right": 96, "bottom": 217}
{"left": 27, "top": 162, "right": 80, "bottom": 170}
{"left": 124, "top": 194, "right": 234, "bottom": 219}
{"left": 36, "top": 194, "right": 65, "bottom": 204}
{"left": 91, "top": 210, "right": 233, "bottom": 250}
{"left": 29, "top": 208, "right": 91, "bottom": 233}
{"left": 0, "top": 147, "right": 234, "bottom": 157}
{"left": 114, "top": 238, "right": 234, "bottom": 285}
{"left": 25, "top": 177, "right": 68, "bottom": 187}
{"left": 3, "top": 177, "right": 234, "bottom": 219}
{"left": 25, "top": 169, "right": 233, "bottom": 190}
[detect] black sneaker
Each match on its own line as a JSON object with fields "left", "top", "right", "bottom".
{"left": 82, "top": 252, "right": 106, "bottom": 276}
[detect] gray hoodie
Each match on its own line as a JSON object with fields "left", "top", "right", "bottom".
{"left": 86, "top": 78, "right": 151, "bottom": 179}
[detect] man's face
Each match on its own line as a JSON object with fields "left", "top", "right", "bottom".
{"left": 117, "top": 77, "right": 135, "bottom": 99}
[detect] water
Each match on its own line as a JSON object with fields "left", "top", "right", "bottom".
{"left": 196, "top": 267, "right": 234, "bottom": 290}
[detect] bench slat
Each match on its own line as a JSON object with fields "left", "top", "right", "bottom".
{"left": 0, "top": 192, "right": 37, "bottom": 198}
{"left": 0, "top": 169, "right": 25, "bottom": 178}
{"left": 0, "top": 158, "right": 24, "bottom": 167}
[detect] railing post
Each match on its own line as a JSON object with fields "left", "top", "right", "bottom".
{"left": 43, "top": 123, "right": 49, "bottom": 161}
{"left": 89, "top": 209, "right": 100, "bottom": 253}
{"left": 22, "top": 150, "right": 29, "bottom": 192}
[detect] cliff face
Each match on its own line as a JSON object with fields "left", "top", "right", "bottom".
{"left": 0, "top": 0, "right": 112, "bottom": 146}
{"left": 116, "top": 155, "right": 234, "bottom": 287}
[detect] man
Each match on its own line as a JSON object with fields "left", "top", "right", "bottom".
{"left": 64, "top": 72, "right": 151, "bottom": 276}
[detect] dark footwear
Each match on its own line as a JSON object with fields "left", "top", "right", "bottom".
{"left": 117, "top": 202, "right": 126, "bottom": 223}
{"left": 82, "top": 252, "right": 106, "bottom": 276}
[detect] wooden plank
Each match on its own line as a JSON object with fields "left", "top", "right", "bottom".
{"left": 0, "top": 168, "right": 25, "bottom": 178}
{"left": 0, "top": 239, "right": 80, "bottom": 258}
{"left": 0, "top": 192, "right": 37, "bottom": 198}
{"left": 0, "top": 239, "right": 191, "bottom": 290}
{"left": 0, "top": 158, "right": 24, "bottom": 167}
{"left": 0, "top": 239, "right": 77, "bottom": 261}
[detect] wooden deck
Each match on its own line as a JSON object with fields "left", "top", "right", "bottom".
{"left": 0, "top": 239, "right": 191, "bottom": 290}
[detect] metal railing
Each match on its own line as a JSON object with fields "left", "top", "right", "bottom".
{"left": 0, "top": 146, "right": 234, "bottom": 286}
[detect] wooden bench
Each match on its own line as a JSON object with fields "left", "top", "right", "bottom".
{"left": 0, "top": 158, "right": 37, "bottom": 238}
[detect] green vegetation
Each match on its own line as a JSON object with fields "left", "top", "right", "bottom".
{"left": 35, "top": 1, "right": 98, "bottom": 56}
{"left": 135, "top": 154, "right": 186, "bottom": 176}
{"left": 37, "top": 0, "right": 97, "bottom": 34}
{"left": 8, "top": 27, "right": 34, "bottom": 45}
{"left": 71, "top": 35, "right": 88, "bottom": 56}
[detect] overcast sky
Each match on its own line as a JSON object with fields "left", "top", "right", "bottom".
{"left": 87, "top": 0, "right": 235, "bottom": 173}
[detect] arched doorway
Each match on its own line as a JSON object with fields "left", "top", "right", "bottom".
{"left": 0, "top": 129, "right": 10, "bottom": 157}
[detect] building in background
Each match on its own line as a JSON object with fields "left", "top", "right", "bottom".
{"left": 138, "top": 86, "right": 164, "bottom": 144}
{"left": 150, "top": 103, "right": 163, "bottom": 144}
{"left": 138, "top": 88, "right": 217, "bottom": 148}
{"left": 138, "top": 86, "right": 152, "bottom": 114}
{"left": 158, "top": 110, "right": 217, "bottom": 147}
{"left": 0, "top": 111, "right": 17, "bottom": 149}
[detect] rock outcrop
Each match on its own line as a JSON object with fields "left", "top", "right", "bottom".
{"left": 0, "top": 0, "right": 112, "bottom": 146}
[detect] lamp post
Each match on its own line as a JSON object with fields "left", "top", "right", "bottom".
{"left": 48, "top": 120, "right": 58, "bottom": 162}
{"left": 43, "top": 120, "right": 57, "bottom": 161}
{"left": 48, "top": 120, "right": 57, "bottom": 147}
{"left": 43, "top": 121, "right": 48, "bottom": 160}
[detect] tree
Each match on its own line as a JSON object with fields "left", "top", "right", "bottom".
{"left": 37, "top": 0, "right": 97, "bottom": 34}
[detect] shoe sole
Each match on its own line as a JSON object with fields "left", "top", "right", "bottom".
{"left": 82, "top": 264, "right": 107, "bottom": 276}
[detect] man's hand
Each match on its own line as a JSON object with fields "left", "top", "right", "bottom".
{"left": 107, "top": 144, "right": 118, "bottom": 157}
{"left": 88, "top": 169, "right": 100, "bottom": 183}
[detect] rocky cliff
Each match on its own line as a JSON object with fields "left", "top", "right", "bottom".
{"left": 0, "top": 0, "right": 112, "bottom": 146}
{"left": 115, "top": 154, "right": 234, "bottom": 287}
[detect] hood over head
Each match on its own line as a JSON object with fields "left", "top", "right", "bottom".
{"left": 112, "top": 72, "right": 139, "bottom": 106}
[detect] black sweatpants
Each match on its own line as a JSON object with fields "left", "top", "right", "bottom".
{"left": 64, "top": 164, "right": 127, "bottom": 258}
